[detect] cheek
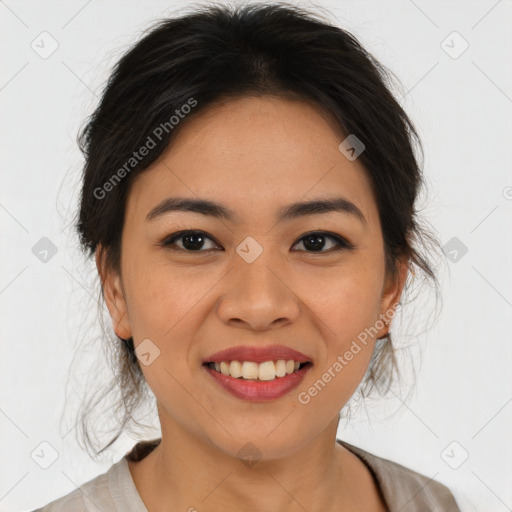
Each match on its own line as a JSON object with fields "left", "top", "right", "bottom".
{"left": 122, "top": 263, "right": 204, "bottom": 393}
{"left": 304, "top": 262, "right": 384, "bottom": 393}
{"left": 311, "top": 263, "right": 383, "bottom": 339}
{"left": 123, "top": 252, "right": 208, "bottom": 339}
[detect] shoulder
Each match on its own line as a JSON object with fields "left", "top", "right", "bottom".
{"left": 29, "top": 462, "right": 117, "bottom": 512}
{"left": 30, "top": 440, "right": 160, "bottom": 511}
{"left": 338, "top": 439, "right": 461, "bottom": 512}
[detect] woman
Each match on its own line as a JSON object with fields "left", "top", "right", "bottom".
{"left": 33, "top": 2, "right": 460, "bottom": 511}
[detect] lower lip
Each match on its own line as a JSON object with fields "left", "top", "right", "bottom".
{"left": 203, "top": 364, "right": 312, "bottom": 401}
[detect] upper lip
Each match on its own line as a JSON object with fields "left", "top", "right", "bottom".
{"left": 203, "top": 345, "right": 312, "bottom": 364}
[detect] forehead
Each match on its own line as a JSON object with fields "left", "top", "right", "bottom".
{"left": 126, "top": 96, "right": 378, "bottom": 227}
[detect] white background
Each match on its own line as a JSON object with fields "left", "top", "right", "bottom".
{"left": 1, "top": 1, "right": 511, "bottom": 511}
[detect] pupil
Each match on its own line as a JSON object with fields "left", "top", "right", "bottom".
{"left": 304, "top": 234, "right": 325, "bottom": 251}
{"left": 183, "top": 232, "right": 204, "bottom": 250}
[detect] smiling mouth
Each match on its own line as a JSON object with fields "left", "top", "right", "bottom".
{"left": 203, "top": 360, "right": 313, "bottom": 381}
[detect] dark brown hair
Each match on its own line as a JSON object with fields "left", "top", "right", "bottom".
{"left": 73, "top": 1, "right": 441, "bottom": 457}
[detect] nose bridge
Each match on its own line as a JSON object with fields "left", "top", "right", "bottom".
{"left": 217, "top": 240, "right": 300, "bottom": 329}
{"left": 233, "top": 240, "right": 284, "bottom": 299}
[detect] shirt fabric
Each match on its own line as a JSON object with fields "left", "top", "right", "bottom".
{"left": 31, "top": 438, "right": 460, "bottom": 512}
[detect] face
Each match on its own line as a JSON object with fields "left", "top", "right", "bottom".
{"left": 100, "top": 95, "right": 407, "bottom": 460}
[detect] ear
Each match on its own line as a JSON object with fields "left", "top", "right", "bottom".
{"left": 96, "top": 244, "right": 132, "bottom": 340}
{"left": 376, "top": 257, "right": 410, "bottom": 339}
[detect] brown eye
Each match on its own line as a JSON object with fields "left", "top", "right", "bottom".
{"left": 162, "top": 231, "right": 221, "bottom": 252}
{"left": 292, "top": 232, "right": 353, "bottom": 253}
{"left": 161, "top": 230, "right": 353, "bottom": 254}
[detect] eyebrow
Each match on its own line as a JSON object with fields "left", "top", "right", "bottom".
{"left": 146, "top": 196, "right": 367, "bottom": 225}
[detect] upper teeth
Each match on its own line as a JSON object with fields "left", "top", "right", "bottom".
{"left": 211, "top": 360, "right": 302, "bottom": 380}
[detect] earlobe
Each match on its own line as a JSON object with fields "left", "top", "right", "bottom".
{"left": 95, "top": 245, "right": 132, "bottom": 340}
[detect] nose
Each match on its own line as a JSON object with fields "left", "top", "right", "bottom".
{"left": 216, "top": 253, "right": 301, "bottom": 331}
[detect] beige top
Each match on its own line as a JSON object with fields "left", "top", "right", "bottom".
{"left": 31, "top": 438, "right": 460, "bottom": 511}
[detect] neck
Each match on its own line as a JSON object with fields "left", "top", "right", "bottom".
{"left": 127, "top": 415, "right": 367, "bottom": 512}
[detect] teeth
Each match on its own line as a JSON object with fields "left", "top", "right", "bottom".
{"left": 209, "top": 359, "right": 307, "bottom": 380}
{"left": 240, "top": 361, "right": 258, "bottom": 379}
{"left": 220, "top": 361, "right": 230, "bottom": 376}
{"left": 258, "top": 361, "right": 275, "bottom": 381}
{"left": 275, "top": 359, "right": 287, "bottom": 377}
{"left": 230, "top": 360, "right": 243, "bottom": 378}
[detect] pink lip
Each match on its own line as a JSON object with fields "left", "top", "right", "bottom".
{"left": 203, "top": 344, "right": 312, "bottom": 364}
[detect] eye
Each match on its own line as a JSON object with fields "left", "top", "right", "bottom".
{"left": 292, "top": 231, "right": 353, "bottom": 253}
{"left": 160, "top": 230, "right": 353, "bottom": 253}
{"left": 161, "top": 230, "right": 221, "bottom": 252}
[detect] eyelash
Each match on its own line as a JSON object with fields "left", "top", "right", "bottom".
{"left": 160, "top": 230, "right": 354, "bottom": 254}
